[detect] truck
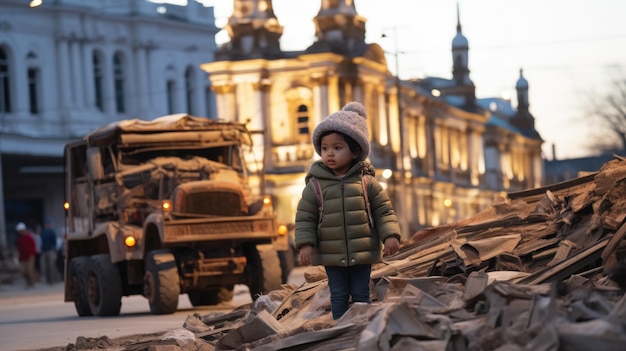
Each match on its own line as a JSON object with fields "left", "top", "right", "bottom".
{"left": 62, "top": 114, "right": 288, "bottom": 316}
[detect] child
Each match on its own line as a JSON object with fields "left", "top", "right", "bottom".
{"left": 295, "top": 101, "right": 401, "bottom": 320}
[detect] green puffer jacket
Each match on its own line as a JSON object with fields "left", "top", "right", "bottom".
{"left": 295, "top": 160, "right": 401, "bottom": 267}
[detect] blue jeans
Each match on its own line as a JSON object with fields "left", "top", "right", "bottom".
{"left": 325, "top": 264, "right": 372, "bottom": 320}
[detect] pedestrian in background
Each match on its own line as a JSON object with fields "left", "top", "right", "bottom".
{"left": 16, "top": 222, "right": 37, "bottom": 288}
{"left": 295, "top": 101, "right": 401, "bottom": 320}
{"left": 40, "top": 217, "right": 59, "bottom": 284}
{"left": 33, "top": 223, "right": 42, "bottom": 281}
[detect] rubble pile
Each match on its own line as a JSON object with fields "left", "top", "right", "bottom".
{"left": 127, "top": 156, "right": 626, "bottom": 351}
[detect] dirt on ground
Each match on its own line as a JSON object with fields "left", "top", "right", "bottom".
{"left": 25, "top": 332, "right": 168, "bottom": 351}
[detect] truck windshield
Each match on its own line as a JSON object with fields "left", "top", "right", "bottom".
{"left": 119, "top": 145, "right": 245, "bottom": 173}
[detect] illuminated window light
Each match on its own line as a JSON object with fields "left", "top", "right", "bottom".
{"left": 382, "top": 169, "right": 393, "bottom": 179}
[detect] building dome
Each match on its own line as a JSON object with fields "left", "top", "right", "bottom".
{"left": 452, "top": 31, "right": 468, "bottom": 49}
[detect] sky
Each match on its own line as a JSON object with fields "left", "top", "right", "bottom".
{"left": 161, "top": 0, "right": 626, "bottom": 160}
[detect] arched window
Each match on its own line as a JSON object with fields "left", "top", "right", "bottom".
{"left": 165, "top": 65, "right": 177, "bottom": 115}
{"left": 0, "top": 47, "right": 11, "bottom": 113}
{"left": 93, "top": 51, "right": 104, "bottom": 111}
{"left": 185, "top": 66, "right": 194, "bottom": 115}
{"left": 167, "top": 80, "right": 176, "bottom": 115}
{"left": 296, "top": 104, "right": 309, "bottom": 143}
{"left": 113, "top": 52, "right": 125, "bottom": 113}
{"left": 26, "top": 52, "right": 40, "bottom": 115}
{"left": 27, "top": 68, "right": 40, "bottom": 114}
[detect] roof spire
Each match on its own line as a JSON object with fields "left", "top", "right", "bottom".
{"left": 456, "top": 1, "right": 462, "bottom": 33}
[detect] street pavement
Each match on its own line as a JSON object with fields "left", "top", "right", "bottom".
{"left": 0, "top": 276, "right": 64, "bottom": 301}
{"left": 0, "top": 265, "right": 309, "bottom": 300}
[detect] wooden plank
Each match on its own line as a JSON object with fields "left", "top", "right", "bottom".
{"left": 508, "top": 172, "right": 597, "bottom": 201}
{"left": 518, "top": 239, "right": 608, "bottom": 285}
{"left": 371, "top": 247, "right": 454, "bottom": 280}
{"left": 601, "top": 220, "right": 626, "bottom": 261}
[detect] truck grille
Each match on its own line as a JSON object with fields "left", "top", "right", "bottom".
{"left": 163, "top": 219, "right": 275, "bottom": 240}
{"left": 183, "top": 192, "right": 243, "bottom": 216}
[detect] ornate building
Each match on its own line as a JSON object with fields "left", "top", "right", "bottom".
{"left": 202, "top": 0, "right": 544, "bottom": 238}
{"left": 0, "top": 0, "right": 219, "bottom": 247}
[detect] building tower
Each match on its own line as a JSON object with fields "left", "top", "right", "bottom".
{"left": 511, "top": 68, "right": 540, "bottom": 137}
{"left": 217, "top": 0, "right": 283, "bottom": 60}
{"left": 447, "top": 3, "right": 476, "bottom": 109}
{"left": 452, "top": 3, "right": 470, "bottom": 86}
{"left": 307, "top": 0, "right": 367, "bottom": 54}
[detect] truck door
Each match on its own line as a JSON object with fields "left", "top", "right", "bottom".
{"left": 64, "top": 142, "right": 92, "bottom": 235}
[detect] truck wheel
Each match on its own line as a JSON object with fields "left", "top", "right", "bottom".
{"left": 69, "top": 256, "right": 92, "bottom": 317}
{"left": 245, "top": 244, "right": 282, "bottom": 300}
{"left": 86, "top": 254, "right": 122, "bottom": 316}
{"left": 144, "top": 250, "right": 180, "bottom": 315}
{"left": 188, "top": 286, "right": 234, "bottom": 306}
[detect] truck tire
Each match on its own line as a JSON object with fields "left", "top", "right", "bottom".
{"left": 188, "top": 286, "right": 234, "bottom": 306}
{"left": 69, "top": 256, "right": 92, "bottom": 317}
{"left": 86, "top": 254, "right": 122, "bottom": 316}
{"left": 245, "top": 244, "right": 282, "bottom": 300}
{"left": 144, "top": 250, "right": 180, "bottom": 315}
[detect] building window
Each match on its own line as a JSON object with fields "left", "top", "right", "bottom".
{"left": 408, "top": 117, "right": 418, "bottom": 158}
{"left": 93, "top": 51, "right": 104, "bottom": 111}
{"left": 167, "top": 80, "right": 176, "bottom": 115}
{"left": 296, "top": 104, "right": 310, "bottom": 143}
{"left": 0, "top": 48, "right": 11, "bottom": 113}
{"left": 205, "top": 86, "right": 214, "bottom": 118}
{"left": 113, "top": 52, "right": 125, "bottom": 113}
{"left": 27, "top": 68, "right": 40, "bottom": 114}
{"left": 185, "top": 66, "right": 194, "bottom": 115}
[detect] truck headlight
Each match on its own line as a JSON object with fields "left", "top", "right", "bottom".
{"left": 162, "top": 200, "right": 172, "bottom": 212}
{"left": 124, "top": 235, "right": 137, "bottom": 248}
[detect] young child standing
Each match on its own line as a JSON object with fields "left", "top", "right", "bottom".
{"left": 295, "top": 101, "right": 401, "bottom": 320}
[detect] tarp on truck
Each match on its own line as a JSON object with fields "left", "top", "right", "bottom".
{"left": 84, "top": 114, "right": 252, "bottom": 146}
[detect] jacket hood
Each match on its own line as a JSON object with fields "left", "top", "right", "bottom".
{"left": 305, "top": 160, "right": 376, "bottom": 184}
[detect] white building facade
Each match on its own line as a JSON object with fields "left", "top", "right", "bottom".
{"left": 0, "top": 0, "right": 219, "bottom": 247}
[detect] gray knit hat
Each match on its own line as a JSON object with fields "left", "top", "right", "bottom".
{"left": 312, "top": 101, "right": 370, "bottom": 161}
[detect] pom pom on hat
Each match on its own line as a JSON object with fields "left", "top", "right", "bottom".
{"left": 312, "top": 101, "right": 370, "bottom": 161}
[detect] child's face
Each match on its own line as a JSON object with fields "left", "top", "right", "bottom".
{"left": 320, "top": 132, "right": 359, "bottom": 176}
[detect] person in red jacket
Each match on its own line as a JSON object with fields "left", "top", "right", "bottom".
{"left": 16, "top": 222, "right": 37, "bottom": 288}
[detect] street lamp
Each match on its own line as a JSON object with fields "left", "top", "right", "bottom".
{"left": 381, "top": 28, "right": 406, "bottom": 173}
{"left": 0, "top": 86, "right": 6, "bottom": 249}
{"left": 381, "top": 27, "right": 409, "bottom": 237}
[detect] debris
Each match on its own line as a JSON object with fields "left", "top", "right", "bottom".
{"left": 63, "top": 156, "right": 626, "bottom": 350}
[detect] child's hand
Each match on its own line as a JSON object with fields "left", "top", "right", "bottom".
{"left": 298, "top": 245, "right": 315, "bottom": 266}
{"left": 383, "top": 237, "right": 400, "bottom": 256}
